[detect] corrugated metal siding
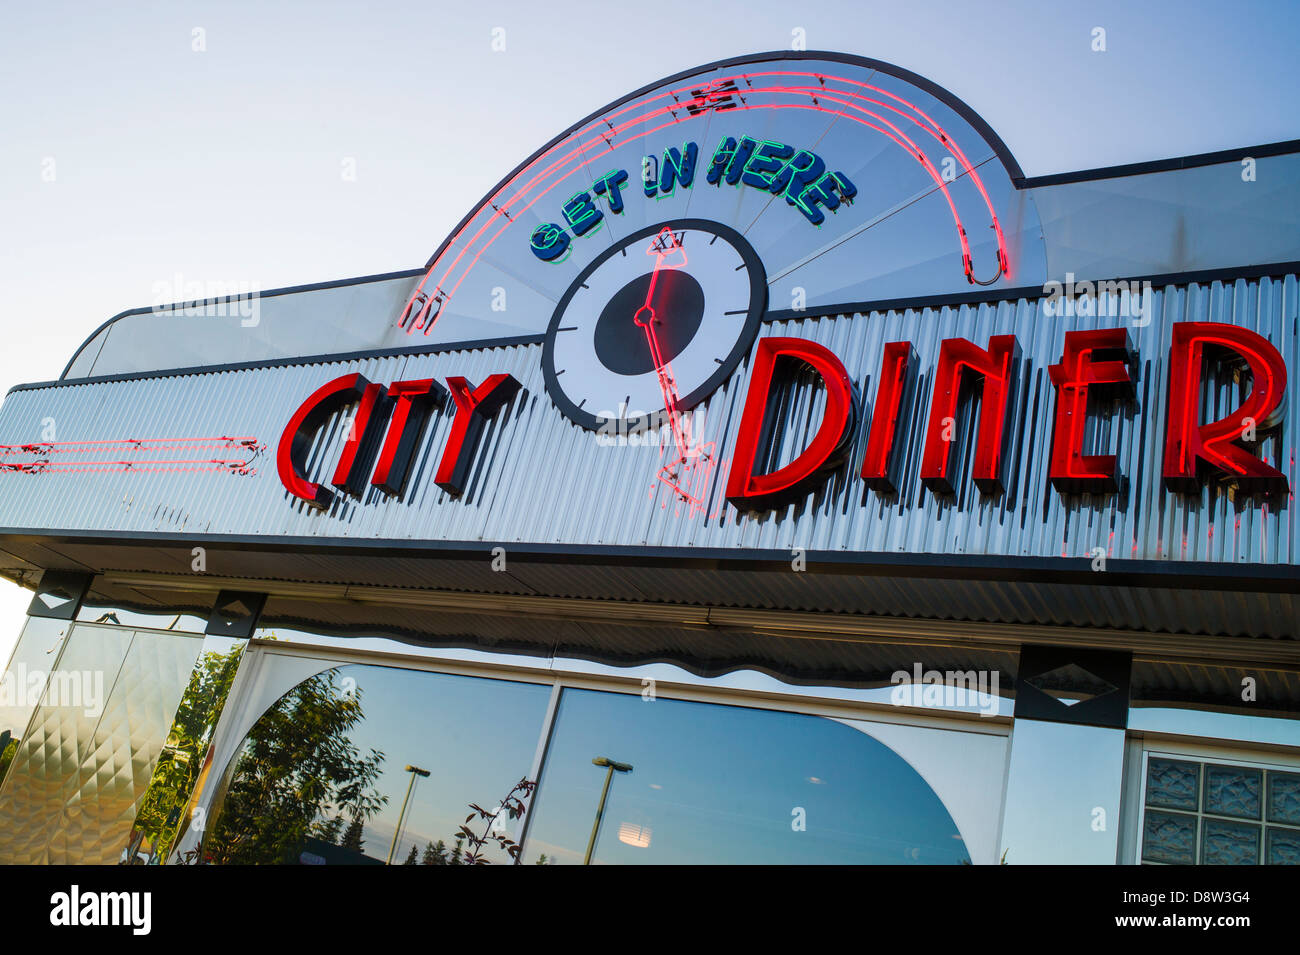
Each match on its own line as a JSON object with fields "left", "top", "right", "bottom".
{"left": 0, "top": 275, "right": 1296, "bottom": 567}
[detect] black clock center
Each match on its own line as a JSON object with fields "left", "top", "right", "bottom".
{"left": 593, "top": 269, "right": 707, "bottom": 376}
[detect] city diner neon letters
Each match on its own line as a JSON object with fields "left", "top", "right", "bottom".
{"left": 277, "top": 321, "right": 1288, "bottom": 511}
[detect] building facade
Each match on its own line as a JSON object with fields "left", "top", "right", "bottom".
{"left": 0, "top": 51, "right": 1297, "bottom": 865}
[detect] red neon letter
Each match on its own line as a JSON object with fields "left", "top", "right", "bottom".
{"left": 725, "top": 337, "right": 856, "bottom": 509}
{"left": 860, "top": 342, "right": 913, "bottom": 493}
{"left": 921, "top": 335, "right": 1017, "bottom": 495}
{"left": 277, "top": 373, "right": 372, "bottom": 509}
{"left": 1048, "top": 329, "right": 1134, "bottom": 494}
{"left": 1163, "top": 322, "right": 1288, "bottom": 493}
{"left": 331, "top": 381, "right": 388, "bottom": 495}
{"left": 372, "top": 378, "right": 445, "bottom": 495}
{"left": 435, "top": 374, "right": 522, "bottom": 495}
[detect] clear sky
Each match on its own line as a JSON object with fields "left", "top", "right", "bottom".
{"left": 0, "top": 0, "right": 1297, "bottom": 659}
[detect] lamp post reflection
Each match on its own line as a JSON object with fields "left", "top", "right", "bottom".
{"left": 386, "top": 764, "right": 430, "bottom": 865}
{"left": 584, "top": 756, "right": 633, "bottom": 865}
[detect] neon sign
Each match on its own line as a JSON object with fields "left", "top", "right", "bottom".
{"left": 528, "top": 135, "right": 858, "bottom": 262}
{"left": 725, "top": 322, "right": 1288, "bottom": 508}
{"left": 0, "top": 436, "right": 263, "bottom": 475}
{"left": 400, "top": 57, "right": 1015, "bottom": 335}
{"left": 276, "top": 322, "right": 1289, "bottom": 511}
{"left": 277, "top": 373, "right": 520, "bottom": 507}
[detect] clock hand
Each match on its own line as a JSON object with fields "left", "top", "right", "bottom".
{"left": 633, "top": 227, "right": 682, "bottom": 331}
{"left": 635, "top": 226, "right": 687, "bottom": 327}
{"left": 634, "top": 230, "right": 692, "bottom": 460}
{"left": 638, "top": 259, "right": 716, "bottom": 517}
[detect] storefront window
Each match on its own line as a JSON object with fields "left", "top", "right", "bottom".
{"left": 203, "top": 664, "right": 551, "bottom": 865}
{"left": 1141, "top": 755, "right": 1300, "bottom": 864}
{"left": 523, "top": 688, "right": 969, "bottom": 864}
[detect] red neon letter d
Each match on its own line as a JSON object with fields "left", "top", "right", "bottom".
{"left": 725, "top": 337, "right": 856, "bottom": 510}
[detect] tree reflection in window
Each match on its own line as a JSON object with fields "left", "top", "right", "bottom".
{"left": 205, "top": 669, "right": 388, "bottom": 865}
{"left": 126, "top": 642, "right": 244, "bottom": 864}
{"left": 0, "top": 733, "right": 16, "bottom": 785}
{"left": 203, "top": 664, "right": 552, "bottom": 865}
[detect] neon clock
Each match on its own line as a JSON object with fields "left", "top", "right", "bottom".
{"left": 386, "top": 52, "right": 1034, "bottom": 508}
{"left": 396, "top": 52, "right": 1024, "bottom": 339}
{"left": 541, "top": 220, "right": 765, "bottom": 432}
{"left": 267, "top": 53, "right": 1290, "bottom": 516}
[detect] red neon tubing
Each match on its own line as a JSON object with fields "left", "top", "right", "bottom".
{"left": 410, "top": 102, "right": 974, "bottom": 331}
{"left": 407, "top": 87, "right": 979, "bottom": 323}
{"left": 401, "top": 70, "right": 1010, "bottom": 332}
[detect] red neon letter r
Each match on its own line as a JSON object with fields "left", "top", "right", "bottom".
{"left": 1163, "top": 322, "right": 1288, "bottom": 493}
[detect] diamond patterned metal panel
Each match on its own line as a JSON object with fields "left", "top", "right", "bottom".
{"left": 0, "top": 618, "right": 70, "bottom": 747}
{"left": 0, "top": 625, "right": 133, "bottom": 863}
{"left": 0, "top": 624, "right": 200, "bottom": 864}
{"left": 49, "top": 629, "right": 201, "bottom": 864}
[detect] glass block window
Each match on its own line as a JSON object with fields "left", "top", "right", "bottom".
{"left": 1141, "top": 756, "right": 1300, "bottom": 865}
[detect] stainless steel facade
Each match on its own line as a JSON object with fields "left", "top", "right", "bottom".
{"left": 1, "top": 274, "right": 1294, "bottom": 569}
{"left": 0, "top": 622, "right": 202, "bottom": 864}
{"left": 0, "top": 50, "right": 1297, "bottom": 868}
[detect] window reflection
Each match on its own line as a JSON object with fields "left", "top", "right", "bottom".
{"left": 204, "top": 664, "right": 550, "bottom": 865}
{"left": 124, "top": 639, "right": 245, "bottom": 864}
{"left": 0, "top": 618, "right": 70, "bottom": 788}
{"left": 524, "top": 689, "right": 968, "bottom": 864}
{"left": 75, "top": 603, "right": 208, "bottom": 634}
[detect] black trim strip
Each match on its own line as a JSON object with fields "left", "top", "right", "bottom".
{"left": 764, "top": 260, "right": 1300, "bottom": 322}
{"left": 2, "top": 528, "right": 1297, "bottom": 593}
{"left": 51, "top": 54, "right": 1300, "bottom": 394}
{"left": 12, "top": 334, "right": 546, "bottom": 395}
{"left": 49, "top": 52, "right": 1300, "bottom": 394}
{"left": 412, "top": 52, "right": 1300, "bottom": 276}
{"left": 60, "top": 51, "right": 1020, "bottom": 388}
{"left": 1019, "top": 138, "right": 1300, "bottom": 189}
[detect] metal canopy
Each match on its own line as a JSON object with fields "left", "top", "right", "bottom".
{"left": 1, "top": 533, "right": 1295, "bottom": 648}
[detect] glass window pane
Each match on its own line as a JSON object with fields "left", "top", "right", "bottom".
{"left": 126, "top": 636, "right": 246, "bottom": 864}
{"left": 1266, "top": 827, "right": 1300, "bottom": 865}
{"left": 1266, "top": 772, "right": 1300, "bottom": 825}
{"left": 523, "top": 689, "right": 969, "bottom": 865}
{"left": 1200, "top": 818, "right": 1259, "bottom": 865}
{"left": 1145, "top": 757, "right": 1200, "bottom": 811}
{"left": 205, "top": 664, "right": 551, "bottom": 865}
{"left": 1203, "top": 764, "right": 1262, "bottom": 820}
{"left": 0, "top": 618, "right": 70, "bottom": 787}
{"left": 1142, "top": 810, "right": 1198, "bottom": 864}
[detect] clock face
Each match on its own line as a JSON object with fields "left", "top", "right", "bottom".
{"left": 542, "top": 219, "right": 766, "bottom": 431}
